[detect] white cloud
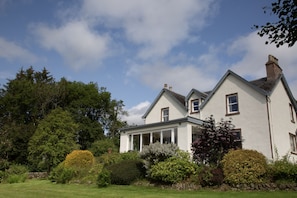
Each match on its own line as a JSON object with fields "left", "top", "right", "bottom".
{"left": 127, "top": 61, "right": 217, "bottom": 95}
{"left": 33, "top": 21, "right": 110, "bottom": 70}
{"left": 122, "top": 101, "right": 151, "bottom": 125}
{"left": 227, "top": 31, "right": 297, "bottom": 97}
{"left": 0, "top": 37, "right": 37, "bottom": 63}
{"left": 81, "top": 0, "right": 216, "bottom": 59}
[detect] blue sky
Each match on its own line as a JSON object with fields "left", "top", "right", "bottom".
{"left": 1, "top": 0, "right": 297, "bottom": 125}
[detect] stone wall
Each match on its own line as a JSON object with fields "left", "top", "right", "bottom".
{"left": 28, "top": 172, "right": 48, "bottom": 179}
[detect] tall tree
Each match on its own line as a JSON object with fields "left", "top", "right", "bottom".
{"left": 255, "top": 0, "right": 297, "bottom": 47}
{"left": 28, "top": 108, "right": 78, "bottom": 172}
{"left": 0, "top": 67, "right": 57, "bottom": 163}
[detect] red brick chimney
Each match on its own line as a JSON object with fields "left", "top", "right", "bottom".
{"left": 265, "top": 55, "right": 282, "bottom": 81}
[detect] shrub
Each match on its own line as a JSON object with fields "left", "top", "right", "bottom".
{"left": 90, "top": 139, "right": 118, "bottom": 157}
{"left": 64, "top": 150, "right": 95, "bottom": 170}
{"left": 196, "top": 165, "right": 224, "bottom": 187}
{"left": 97, "top": 168, "right": 111, "bottom": 187}
{"left": 98, "top": 152, "right": 122, "bottom": 166}
{"left": 6, "top": 174, "right": 27, "bottom": 184}
{"left": 150, "top": 153, "right": 197, "bottom": 184}
{"left": 222, "top": 149, "right": 267, "bottom": 185}
{"left": 0, "top": 158, "right": 9, "bottom": 171}
{"left": 268, "top": 156, "right": 297, "bottom": 183}
{"left": 120, "top": 151, "right": 139, "bottom": 161}
{"left": 2, "top": 164, "right": 28, "bottom": 184}
{"left": 107, "top": 160, "right": 145, "bottom": 185}
{"left": 139, "top": 142, "right": 179, "bottom": 172}
{"left": 49, "top": 162, "right": 75, "bottom": 184}
{"left": 0, "top": 171, "right": 7, "bottom": 183}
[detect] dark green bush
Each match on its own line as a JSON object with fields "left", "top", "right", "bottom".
{"left": 97, "top": 168, "right": 111, "bottom": 187}
{"left": 150, "top": 154, "right": 197, "bottom": 184}
{"left": 107, "top": 160, "right": 145, "bottom": 185}
{"left": 98, "top": 153, "right": 122, "bottom": 166}
{"left": 49, "top": 162, "right": 75, "bottom": 184}
{"left": 0, "top": 171, "right": 7, "bottom": 183}
{"left": 0, "top": 159, "right": 9, "bottom": 171}
{"left": 221, "top": 149, "right": 267, "bottom": 185}
{"left": 268, "top": 156, "right": 297, "bottom": 183}
{"left": 1, "top": 164, "right": 28, "bottom": 184}
{"left": 91, "top": 139, "right": 118, "bottom": 157}
{"left": 196, "top": 165, "right": 224, "bottom": 187}
{"left": 120, "top": 151, "right": 139, "bottom": 161}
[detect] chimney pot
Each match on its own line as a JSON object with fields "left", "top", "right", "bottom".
{"left": 164, "top": 83, "right": 168, "bottom": 89}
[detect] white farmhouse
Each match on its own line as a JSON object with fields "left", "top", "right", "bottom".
{"left": 120, "top": 55, "right": 297, "bottom": 161}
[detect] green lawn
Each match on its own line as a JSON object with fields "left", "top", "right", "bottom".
{"left": 0, "top": 180, "right": 296, "bottom": 198}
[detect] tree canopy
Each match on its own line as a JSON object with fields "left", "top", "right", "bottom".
{"left": 0, "top": 67, "right": 127, "bottom": 166}
{"left": 255, "top": 0, "right": 297, "bottom": 47}
{"left": 27, "top": 108, "right": 78, "bottom": 172}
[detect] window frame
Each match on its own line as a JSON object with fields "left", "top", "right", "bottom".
{"left": 226, "top": 93, "right": 239, "bottom": 115}
{"left": 161, "top": 107, "right": 169, "bottom": 122}
{"left": 289, "top": 133, "right": 297, "bottom": 154}
{"left": 191, "top": 99, "right": 200, "bottom": 113}
{"left": 289, "top": 103, "right": 295, "bottom": 123}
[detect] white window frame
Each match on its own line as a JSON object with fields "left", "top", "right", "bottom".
{"left": 128, "top": 128, "right": 177, "bottom": 151}
{"left": 191, "top": 99, "right": 199, "bottom": 113}
{"left": 226, "top": 93, "right": 239, "bottom": 114}
{"left": 161, "top": 107, "right": 169, "bottom": 122}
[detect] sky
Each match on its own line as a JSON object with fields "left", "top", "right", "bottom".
{"left": 1, "top": 0, "right": 297, "bottom": 125}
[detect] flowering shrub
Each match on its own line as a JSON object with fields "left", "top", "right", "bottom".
{"left": 139, "top": 142, "right": 179, "bottom": 172}
{"left": 64, "top": 150, "right": 94, "bottom": 170}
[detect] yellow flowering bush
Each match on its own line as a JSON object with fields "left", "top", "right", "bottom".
{"left": 64, "top": 150, "right": 95, "bottom": 170}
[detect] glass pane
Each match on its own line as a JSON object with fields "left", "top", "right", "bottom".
{"left": 174, "top": 128, "right": 178, "bottom": 144}
{"left": 153, "top": 132, "right": 160, "bottom": 143}
{"left": 142, "top": 133, "right": 150, "bottom": 147}
{"left": 192, "top": 126, "right": 201, "bottom": 142}
{"left": 162, "top": 130, "right": 171, "bottom": 144}
{"left": 229, "top": 95, "right": 237, "bottom": 103}
{"left": 133, "top": 134, "right": 140, "bottom": 151}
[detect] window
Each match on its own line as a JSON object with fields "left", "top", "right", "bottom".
{"left": 161, "top": 108, "right": 169, "bottom": 122}
{"left": 289, "top": 133, "right": 297, "bottom": 153}
{"left": 289, "top": 103, "right": 295, "bottom": 123}
{"left": 142, "top": 133, "right": 150, "bottom": 147}
{"left": 192, "top": 126, "right": 202, "bottom": 143}
{"left": 226, "top": 93, "right": 239, "bottom": 114}
{"left": 129, "top": 128, "right": 178, "bottom": 151}
{"left": 162, "top": 130, "right": 171, "bottom": 144}
{"left": 191, "top": 99, "right": 199, "bottom": 113}
{"left": 232, "top": 129, "right": 242, "bottom": 149}
{"left": 133, "top": 134, "right": 140, "bottom": 151}
{"left": 153, "top": 132, "right": 160, "bottom": 143}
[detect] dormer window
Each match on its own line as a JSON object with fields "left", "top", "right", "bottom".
{"left": 161, "top": 107, "right": 169, "bottom": 122}
{"left": 191, "top": 99, "right": 199, "bottom": 113}
{"left": 226, "top": 93, "right": 239, "bottom": 115}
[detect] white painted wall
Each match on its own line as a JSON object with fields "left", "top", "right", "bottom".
{"left": 201, "top": 74, "right": 273, "bottom": 160}
{"left": 269, "top": 80, "right": 297, "bottom": 161}
{"left": 145, "top": 92, "right": 187, "bottom": 124}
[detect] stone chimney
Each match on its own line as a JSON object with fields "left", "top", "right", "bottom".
{"left": 265, "top": 55, "right": 282, "bottom": 81}
{"left": 164, "top": 83, "right": 168, "bottom": 89}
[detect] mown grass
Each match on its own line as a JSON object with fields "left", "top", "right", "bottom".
{"left": 0, "top": 180, "right": 297, "bottom": 198}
